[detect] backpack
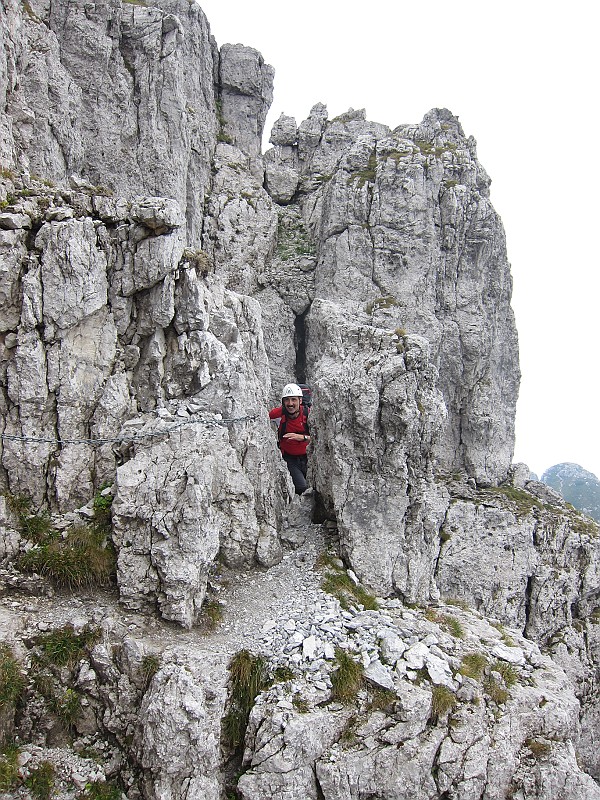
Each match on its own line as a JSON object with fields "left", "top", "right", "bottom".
{"left": 278, "top": 383, "right": 312, "bottom": 444}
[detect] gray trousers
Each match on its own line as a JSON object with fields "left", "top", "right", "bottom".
{"left": 283, "top": 453, "right": 308, "bottom": 494}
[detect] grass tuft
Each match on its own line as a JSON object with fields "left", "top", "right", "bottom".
{"left": 459, "top": 652, "right": 488, "bottom": 681}
{"left": 10, "top": 491, "right": 116, "bottom": 591}
{"left": 18, "top": 524, "right": 115, "bottom": 590}
{"left": 484, "top": 675, "right": 509, "bottom": 705}
{"left": 140, "top": 654, "right": 161, "bottom": 690}
{"left": 0, "top": 645, "right": 25, "bottom": 708}
{"left": 50, "top": 687, "right": 82, "bottom": 728}
{"left": 25, "top": 761, "right": 55, "bottom": 800}
{"left": 82, "top": 780, "right": 122, "bottom": 800}
{"left": 430, "top": 684, "right": 457, "bottom": 721}
{"left": 292, "top": 693, "right": 309, "bottom": 713}
{"left": 439, "top": 615, "right": 465, "bottom": 639}
{"left": 492, "top": 660, "right": 519, "bottom": 688}
{"left": 525, "top": 738, "right": 552, "bottom": 759}
{"left": 223, "top": 650, "right": 268, "bottom": 750}
{"left": 35, "top": 624, "right": 100, "bottom": 668}
{"left": 201, "top": 599, "right": 224, "bottom": 631}
{"left": 0, "top": 742, "right": 20, "bottom": 792}
{"left": 330, "top": 648, "right": 364, "bottom": 703}
{"left": 320, "top": 563, "right": 378, "bottom": 611}
{"left": 273, "top": 665, "right": 294, "bottom": 683}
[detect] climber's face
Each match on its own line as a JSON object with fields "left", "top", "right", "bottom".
{"left": 283, "top": 396, "right": 300, "bottom": 416}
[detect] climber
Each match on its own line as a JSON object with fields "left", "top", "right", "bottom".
{"left": 269, "top": 383, "right": 311, "bottom": 495}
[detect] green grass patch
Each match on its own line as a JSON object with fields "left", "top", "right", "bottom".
{"left": 223, "top": 650, "right": 268, "bottom": 750}
{"left": 25, "top": 761, "right": 55, "bottom": 800}
{"left": 485, "top": 486, "right": 543, "bottom": 516}
{"left": 338, "top": 713, "right": 359, "bottom": 746}
{"left": 366, "top": 687, "right": 396, "bottom": 713}
{"left": 292, "top": 693, "right": 309, "bottom": 713}
{"left": 321, "top": 569, "right": 378, "bottom": 611}
{"left": 484, "top": 674, "right": 509, "bottom": 705}
{"left": 0, "top": 742, "right": 20, "bottom": 792}
{"left": 445, "top": 598, "right": 471, "bottom": 611}
{"left": 276, "top": 212, "right": 315, "bottom": 261}
{"left": 347, "top": 152, "right": 377, "bottom": 188}
{"left": 430, "top": 684, "right": 457, "bottom": 721}
{"left": 82, "top": 780, "right": 122, "bottom": 800}
{"left": 140, "top": 654, "right": 161, "bottom": 690}
{"left": 0, "top": 645, "right": 25, "bottom": 708}
{"left": 365, "top": 295, "right": 398, "bottom": 315}
{"left": 492, "top": 660, "right": 519, "bottom": 688}
{"left": 9, "top": 492, "right": 116, "bottom": 591}
{"left": 459, "top": 652, "right": 487, "bottom": 681}
{"left": 50, "top": 688, "right": 81, "bottom": 729}
{"left": 35, "top": 624, "right": 100, "bottom": 668}
{"left": 201, "top": 599, "right": 224, "bottom": 632}
{"left": 439, "top": 615, "right": 465, "bottom": 639}
{"left": 18, "top": 524, "right": 115, "bottom": 590}
{"left": 273, "top": 665, "right": 294, "bottom": 683}
{"left": 330, "top": 649, "right": 364, "bottom": 704}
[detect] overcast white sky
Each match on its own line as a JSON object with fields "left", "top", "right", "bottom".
{"left": 199, "top": 0, "right": 600, "bottom": 480}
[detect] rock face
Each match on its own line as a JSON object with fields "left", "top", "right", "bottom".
{"left": 1, "top": 0, "right": 600, "bottom": 798}
{"left": 542, "top": 462, "right": 600, "bottom": 522}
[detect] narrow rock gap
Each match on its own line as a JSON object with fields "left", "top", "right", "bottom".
{"left": 523, "top": 574, "right": 534, "bottom": 637}
{"left": 294, "top": 307, "right": 309, "bottom": 384}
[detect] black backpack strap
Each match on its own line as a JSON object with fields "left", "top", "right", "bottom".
{"left": 277, "top": 415, "right": 287, "bottom": 442}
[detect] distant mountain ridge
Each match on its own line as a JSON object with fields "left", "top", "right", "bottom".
{"left": 542, "top": 463, "right": 600, "bottom": 522}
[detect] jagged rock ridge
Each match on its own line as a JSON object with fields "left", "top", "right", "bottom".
{"left": 0, "top": 0, "right": 599, "bottom": 798}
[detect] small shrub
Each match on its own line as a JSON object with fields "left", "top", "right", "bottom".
{"left": 0, "top": 645, "right": 25, "bottom": 708}
{"left": 25, "top": 761, "right": 55, "bottom": 800}
{"left": 430, "top": 685, "right": 457, "bottom": 721}
{"left": 330, "top": 649, "right": 364, "bottom": 703}
{"left": 459, "top": 653, "right": 488, "bottom": 681}
{"left": 0, "top": 742, "right": 20, "bottom": 792}
{"left": 223, "top": 650, "right": 268, "bottom": 750}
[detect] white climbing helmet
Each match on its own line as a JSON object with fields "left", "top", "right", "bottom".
{"left": 281, "top": 383, "right": 303, "bottom": 399}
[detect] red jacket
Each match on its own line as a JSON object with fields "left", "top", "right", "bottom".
{"left": 269, "top": 406, "right": 310, "bottom": 456}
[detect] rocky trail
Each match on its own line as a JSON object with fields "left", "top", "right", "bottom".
{"left": 0, "top": 493, "right": 326, "bottom": 662}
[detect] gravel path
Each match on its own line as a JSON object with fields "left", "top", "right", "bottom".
{"left": 1, "top": 494, "right": 330, "bottom": 660}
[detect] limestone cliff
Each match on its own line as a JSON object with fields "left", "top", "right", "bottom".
{"left": 0, "top": 1, "right": 599, "bottom": 798}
